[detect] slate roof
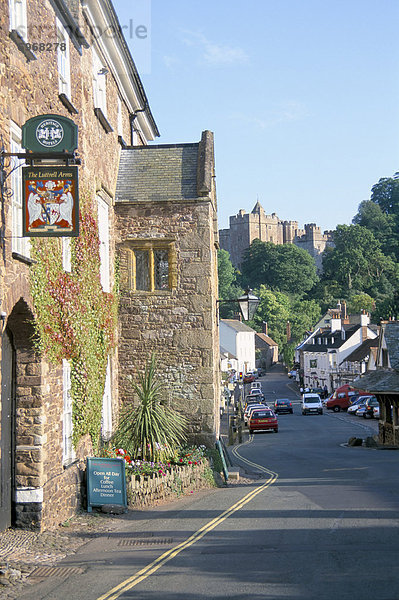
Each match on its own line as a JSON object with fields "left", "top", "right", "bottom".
{"left": 220, "top": 319, "right": 255, "bottom": 333}
{"left": 352, "top": 370, "right": 399, "bottom": 394}
{"left": 342, "top": 337, "right": 379, "bottom": 363}
{"left": 301, "top": 324, "right": 360, "bottom": 353}
{"left": 115, "top": 144, "right": 199, "bottom": 203}
{"left": 255, "top": 333, "right": 278, "bottom": 348}
{"left": 383, "top": 322, "right": 399, "bottom": 370}
{"left": 353, "top": 322, "right": 399, "bottom": 394}
{"left": 220, "top": 346, "right": 236, "bottom": 359}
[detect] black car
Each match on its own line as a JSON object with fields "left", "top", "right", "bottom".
{"left": 274, "top": 399, "right": 293, "bottom": 414}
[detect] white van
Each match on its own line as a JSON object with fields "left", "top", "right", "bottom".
{"left": 302, "top": 393, "right": 323, "bottom": 415}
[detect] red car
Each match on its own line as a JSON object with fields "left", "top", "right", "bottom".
{"left": 248, "top": 408, "right": 278, "bottom": 434}
{"left": 243, "top": 373, "right": 255, "bottom": 384}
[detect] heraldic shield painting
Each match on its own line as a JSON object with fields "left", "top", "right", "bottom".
{"left": 22, "top": 166, "right": 79, "bottom": 237}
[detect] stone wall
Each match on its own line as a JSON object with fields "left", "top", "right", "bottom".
{"left": 127, "top": 462, "right": 214, "bottom": 508}
{"left": 0, "top": 0, "right": 156, "bottom": 530}
{"left": 117, "top": 200, "right": 220, "bottom": 446}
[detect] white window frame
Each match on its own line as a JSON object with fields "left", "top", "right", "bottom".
{"left": 56, "top": 18, "right": 71, "bottom": 98}
{"left": 92, "top": 48, "right": 107, "bottom": 116}
{"left": 117, "top": 96, "right": 123, "bottom": 137}
{"left": 10, "top": 121, "right": 30, "bottom": 258}
{"left": 97, "top": 196, "right": 110, "bottom": 292}
{"left": 62, "top": 237, "right": 71, "bottom": 272}
{"left": 101, "top": 357, "right": 112, "bottom": 441}
{"left": 62, "top": 359, "right": 75, "bottom": 465}
{"left": 9, "top": 0, "right": 27, "bottom": 40}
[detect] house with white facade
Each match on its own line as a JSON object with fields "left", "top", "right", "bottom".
{"left": 219, "top": 319, "right": 256, "bottom": 377}
{"left": 299, "top": 313, "right": 378, "bottom": 393}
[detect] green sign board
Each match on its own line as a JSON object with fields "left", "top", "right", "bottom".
{"left": 22, "top": 114, "right": 78, "bottom": 153}
{"left": 87, "top": 458, "right": 127, "bottom": 512}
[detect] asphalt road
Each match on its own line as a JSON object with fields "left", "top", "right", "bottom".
{"left": 21, "top": 367, "right": 399, "bottom": 600}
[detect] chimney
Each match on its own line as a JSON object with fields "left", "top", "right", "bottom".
{"left": 263, "top": 321, "right": 268, "bottom": 336}
{"left": 286, "top": 320, "right": 291, "bottom": 341}
{"left": 330, "top": 316, "right": 341, "bottom": 333}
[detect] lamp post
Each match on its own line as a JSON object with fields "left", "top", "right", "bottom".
{"left": 217, "top": 287, "right": 260, "bottom": 323}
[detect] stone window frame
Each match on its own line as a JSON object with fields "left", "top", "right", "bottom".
{"left": 126, "top": 239, "right": 177, "bottom": 293}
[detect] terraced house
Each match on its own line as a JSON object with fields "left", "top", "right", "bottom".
{"left": 0, "top": 0, "right": 220, "bottom": 532}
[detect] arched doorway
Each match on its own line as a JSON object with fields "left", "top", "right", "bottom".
{"left": 0, "top": 329, "right": 15, "bottom": 530}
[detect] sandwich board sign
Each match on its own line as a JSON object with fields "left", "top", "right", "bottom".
{"left": 87, "top": 458, "right": 127, "bottom": 512}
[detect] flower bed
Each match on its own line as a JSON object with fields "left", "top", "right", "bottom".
{"left": 100, "top": 445, "right": 216, "bottom": 508}
{"left": 127, "top": 461, "right": 214, "bottom": 508}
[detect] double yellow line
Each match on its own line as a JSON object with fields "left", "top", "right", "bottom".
{"left": 97, "top": 443, "right": 278, "bottom": 600}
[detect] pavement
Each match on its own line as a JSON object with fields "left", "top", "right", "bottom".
{"left": 0, "top": 408, "right": 251, "bottom": 600}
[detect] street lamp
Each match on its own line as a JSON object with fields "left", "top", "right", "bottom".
{"left": 217, "top": 287, "right": 260, "bottom": 322}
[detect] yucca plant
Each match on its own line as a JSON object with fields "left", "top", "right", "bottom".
{"left": 113, "top": 353, "right": 187, "bottom": 462}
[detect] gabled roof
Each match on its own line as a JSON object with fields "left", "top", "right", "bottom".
{"left": 255, "top": 333, "right": 278, "bottom": 348}
{"left": 301, "top": 324, "right": 367, "bottom": 354}
{"left": 341, "top": 337, "right": 379, "bottom": 364}
{"left": 220, "top": 346, "right": 236, "bottom": 360}
{"left": 220, "top": 319, "right": 255, "bottom": 333}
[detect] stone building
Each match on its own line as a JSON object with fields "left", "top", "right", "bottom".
{"left": 0, "top": 0, "right": 159, "bottom": 530}
{"left": 219, "top": 201, "right": 333, "bottom": 271}
{"left": 115, "top": 131, "right": 220, "bottom": 446}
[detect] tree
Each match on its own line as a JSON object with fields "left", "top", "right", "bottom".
{"left": 217, "top": 249, "right": 242, "bottom": 318}
{"left": 347, "top": 293, "right": 375, "bottom": 314}
{"left": 322, "top": 224, "right": 397, "bottom": 294}
{"left": 113, "top": 353, "right": 187, "bottom": 462}
{"left": 353, "top": 200, "right": 399, "bottom": 259}
{"left": 241, "top": 239, "right": 318, "bottom": 296}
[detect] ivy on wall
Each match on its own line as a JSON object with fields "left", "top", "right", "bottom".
{"left": 30, "top": 193, "right": 118, "bottom": 449}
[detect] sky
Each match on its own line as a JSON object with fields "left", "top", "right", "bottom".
{"left": 112, "top": 0, "right": 399, "bottom": 233}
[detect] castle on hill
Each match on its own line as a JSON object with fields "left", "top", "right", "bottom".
{"left": 219, "top": 201, "right": 333, "bottom": 272}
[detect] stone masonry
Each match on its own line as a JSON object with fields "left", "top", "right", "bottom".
{"left": 0, "top": 0, "right": 158, "bottom": 530}
{"left": 219, "top": 201, "right": 333, "bottom": 271}
{"left": 115, "top": 131, "right": 221, "bottom": 446}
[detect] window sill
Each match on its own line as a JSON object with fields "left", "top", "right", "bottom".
{"left": 59, "top": 93, "right": 78, "bottom": 115}
{"left": 12, "top": 252, "right": 35, "bottom": 266}
{"left": 94, "top": 108, "right": 113, "bottom": 133}
{"left": 118, "top": 135, "right": 128, "bottom": 149}
{"left": 63, "top": 457, "right": 78, "bottom": 470}
{"left": 9, "top": 30, "right": 37, "bottom": 61}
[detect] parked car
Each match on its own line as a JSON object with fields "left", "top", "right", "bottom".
{"left": 248, "top": 408, "right": 278, "bottom": 434}
{"left": 288, "top": 370, "right": 297, "bottom": 378}
{"left": 361, "top": 396, "right": 379, "bottom": 418}
{"left": 245, "top": 393, "right": 266, "bottom": 405}
{"left": 325, "top": 384, "right": 367, "bottom": 412}
{"left": 250, "top": 381, "right": 262, "bottom": 390}
{"left": 243, "top": 373, "right": 255, "bottom": 384}
{"left": 302, "top": 393, "right": 323, "bottom": 415}
{"left": 244, "top": 403, "right": 265, "bottom": 425}
{"left": 311, "top": 387, "right": 329, "bottom": 400}
{"left": 347, "top": 396, "right": 370, "bottom": 414}
{"left": 274, "top": 399, "right": 293, "bottom": 414}
{"left": 249, "top": 388, "right": 263, "bottom": 395}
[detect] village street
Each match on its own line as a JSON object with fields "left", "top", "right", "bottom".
{"left": 14, "top": 366, "right": 398, "bottom": 600}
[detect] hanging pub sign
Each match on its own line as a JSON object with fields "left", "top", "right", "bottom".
{"left": 22, "top": 114, "right": 78, "bottom": 154}
{"left": 22, "top": 165, "right": 79, "bottom": 237}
